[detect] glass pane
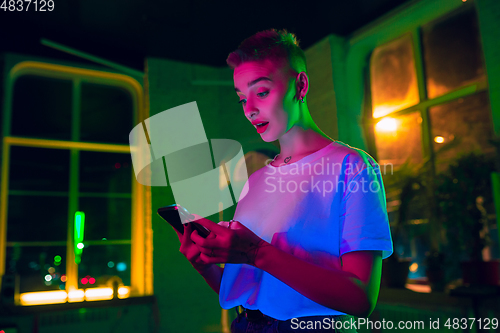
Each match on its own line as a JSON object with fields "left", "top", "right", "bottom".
{"left": 374, "top": 111, "right": 423, "bottom": 168}
{"left": 79, "top": 197, "right": 131, "bottom": 240}
{"left": 80, "top": 82, "right": 134, "bottom": 144}
{"left": 370, "top": 34, "right": 419, "bottom": 118}
{"left": 9, "top": 146, "right": 70, "bottom": 192}
{"left": 6, "top": 246, "right": 67, "bottom": 293}
{"left": 7, "top": 196, "right": 67, "bottom": 242}
{"left": 422, "top": 9, "right": 486, "bottom": 99}
{"left": 430, "top": 91, "right": 494, "bottom": 173}
{"left": 80, "top": 151, "right": 132, "bottom": 193}
{"left": 12, "top": 75, "right": 72, "bottom": 140}
{"left": 78, "top": 244, "right": 131, "bottom": 288}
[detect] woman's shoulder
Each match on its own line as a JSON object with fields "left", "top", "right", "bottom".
{"left": 330, "top": 140, "right": 379, "bottom": 170}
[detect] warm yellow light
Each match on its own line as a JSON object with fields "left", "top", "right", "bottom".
{"left": 434, "top": 136, "right": 445, "bottom": 144}
{"left": 68, "top": 289, "right": 85, "bottom": 302}
{"left": 85, "top": 287, "right": 113, "bottom": 301}
{"left": 375, "top": 118, "right": 398, "bottom": 132}
{"left": 409, "top": 262, "right": 419, "bottom": 273}
{"left": 20, "top": 290, "right": 67, "bottom": 306}
{"left": 118, "top": 286, "right": 131, "bottom": 299}
{"left": 405, "top": 283, "right": 431, "bottom": 293}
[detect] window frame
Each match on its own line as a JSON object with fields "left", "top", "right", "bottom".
{"left": 359, "top": 4, "right": 491, "bottom": 257}
{"left": 363, "top": 4, "right": 490, "bottom": 209}
{"left": 0, "top": 59, "right": 153, "bottom": 304}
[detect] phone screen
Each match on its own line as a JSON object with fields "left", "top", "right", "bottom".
{"left": 157, "top": 204, "right": 210, "bottom": 238}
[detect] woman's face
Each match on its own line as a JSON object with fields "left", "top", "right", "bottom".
{"left": 233, "top": 59, "right": 299, "bottom": 142}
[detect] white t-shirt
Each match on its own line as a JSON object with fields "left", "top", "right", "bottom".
{"left": 219, "top": 140, "right": 393, "bottom": 320}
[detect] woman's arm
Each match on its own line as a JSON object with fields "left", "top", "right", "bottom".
{"left": 174, "top": 222, "right": 225, "bottom": 294}
{"left": 190, "top": 218, "right": 382, "bottom": 317}
{"left": 255, "top": 245, "right": 382, "bottom": 318}
{"left": 197, "top": 264, "right": 224, "bottom": 295}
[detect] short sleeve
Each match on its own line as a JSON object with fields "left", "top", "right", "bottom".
{"left": 339, "top": 165, "right": 393, "bottom": 259}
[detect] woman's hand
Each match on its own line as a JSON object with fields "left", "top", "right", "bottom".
{"left": 173, "top": 220, "right": 215, "bottom": 274}
{"left": 188, "top": 214, "right": 270, "bottom": 266}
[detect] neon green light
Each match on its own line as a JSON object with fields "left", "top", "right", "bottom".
{"left": 54, "top": 255, "right": 61, "bottom": 262}
{"left": 74, "top": 211, "right": 85, "bottom": 264}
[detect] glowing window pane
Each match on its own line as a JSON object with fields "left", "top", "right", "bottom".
{"left": 422, "top": 9, "right": 486, "bottom": 99}
{"left": 7, "top": 195, "right": 67, "bottom": 242}
{"left": 6, "top": 246, "right": 66, "bottom": 293}
{"left": 9, "top": 146, "right": 70, "bottom": 192}
{"left": 429, "top": 91, "right": 494, "bottom": 173}
{"left": 79, "top": 151, "right": 132, "bottom": 193}
{"left": 370, "top": 34, "right": 419, "bottom": 118}
{"left": 78, "top": 197, "right": 131, "bottom": 240}
{"left": 11, "top": 75, "right": 72, "bottom": 140}
{"left": 77, "top": 244, "right": 131, "bottom": 289}
{"left": 80, "top": 82, "right": 133, "bottom": 144}
{"left": 374, "top": 112, "right": 423, "bottom": 169}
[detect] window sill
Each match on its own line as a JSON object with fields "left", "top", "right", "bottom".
{"left": 0, "top": 295, "right": 156, "bottom": 316}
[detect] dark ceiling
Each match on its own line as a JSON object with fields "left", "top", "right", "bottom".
{"left": 1, "top": 0, "right": 413, "bottom": 72}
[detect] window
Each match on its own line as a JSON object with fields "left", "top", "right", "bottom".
{"left": 366, "top": 7, "right": 493, "bottom": 277}
{"left": 1, "top": 60, "right": 150, "bottom": 305}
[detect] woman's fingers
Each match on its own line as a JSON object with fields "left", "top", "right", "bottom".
{"left": 191, "top": 216, "right": 228, "bottom": 234}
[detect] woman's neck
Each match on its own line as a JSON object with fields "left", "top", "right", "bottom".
{"left": 272, "top": 125, "right": 334, "bottom": 166}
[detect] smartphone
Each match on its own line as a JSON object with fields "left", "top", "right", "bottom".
{"left": 157, "top": 204, "right": 210, "bottom": 238}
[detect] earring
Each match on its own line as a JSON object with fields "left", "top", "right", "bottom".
{"left": 300, "top": 98, "right": 305, "bottom": 103}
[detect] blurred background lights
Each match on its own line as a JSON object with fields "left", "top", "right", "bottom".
{"left": 375, "top": 117, "right": 398, "bottom": 132}
{"left": 107, "top": 261, "right": 115, "bottom": 268}
{"left": 61, "top": 275, "right": 67, "bottom": 282}
{"left": 77, "top": 242, "right": 84, "bottom": 249}
{"left": 409, "top": 262, "right": 418, "bottom": 273}
{"left": 434, "top": 136, "right": 445, "bottom": 143}
{"left": 81, "top": 277, "right": 88, "bottom": 284}
{"left": 48, "top": 267, "right": 55, "bottom": 274}
{"left": 44, "top": 274, "right": 52, "bottom": 282}
{"left": 115, "top": 162, "right": 121, "bottom": 168}
{"left": 54, "top": 255, "right": 61, "bottom": 262}
{"left": 116, "top": 262, "right": 127, "bottom": 272}
{"left": 89, "top": 277, "right": 96, "bottom": 284}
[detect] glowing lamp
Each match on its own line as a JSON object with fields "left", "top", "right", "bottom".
{"left": 74, "top": 211, "right": 85, "bottom": 264}
{"left": 68, "top": 289, "right": 85, "bottom": 302}
{"left": 20, "top": 290, "right": 67, "bottom": 306}
{"left": 85, "top": 288, "right": 113, "bottom": 301}
{"left": 375, "top": 118, "right": 398, "bottom": 132}
{"left": 434, "top": 136, "right": 444, "bottom": 144}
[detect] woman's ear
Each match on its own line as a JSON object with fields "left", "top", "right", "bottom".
{"left": 295, "top": 71, "right": 309, "bottom": 101}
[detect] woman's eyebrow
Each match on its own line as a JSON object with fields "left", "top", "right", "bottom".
{"left": 234, "top": 77, "right": 272, "bottom": 92}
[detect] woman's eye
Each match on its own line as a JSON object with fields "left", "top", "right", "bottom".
{"left": 238, "top": 99, "right": 247, "bottom": 105}
{"left": 257, "top": 91, "right": 269, "bottom": 98}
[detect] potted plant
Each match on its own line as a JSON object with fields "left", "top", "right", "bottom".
{"left": 381, "top": 160, "right": 426, "bottom": 288}
{"left": 434, "top": 152, "right": 498, "bottom": 286}
{"left": 381, "top": 138, "right": 462, "bottom": 290}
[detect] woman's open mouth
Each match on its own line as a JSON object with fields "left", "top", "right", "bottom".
{"left": 256, "top": 122, "right": 269, "bottom": 134}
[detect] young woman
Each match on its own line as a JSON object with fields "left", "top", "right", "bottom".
{"left": 175, "top": 29, "right": 393, "bottom": 333}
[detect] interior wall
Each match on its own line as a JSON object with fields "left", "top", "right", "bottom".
{"left": 304, "top": 36, "right": 339, "bottom": 141}
{"left": 476, "top": 0, "right": 500, "bottom": 136}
